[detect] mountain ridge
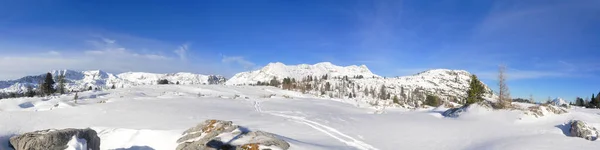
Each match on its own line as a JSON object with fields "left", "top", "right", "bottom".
{"left": 0, "top": 70, "right": 226, "bottom": 93}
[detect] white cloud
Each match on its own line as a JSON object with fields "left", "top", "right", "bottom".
{"left": 47, "top": 51, "right": 61, "bottom": 56}
{"left": 174, "top": 44, "right": 188, "bottom": 61}
{"left": 0, "top": 38, "right": 238, "bottom": 80}
{"left": 221, "top": 55, "right": 255, "bottom": 70}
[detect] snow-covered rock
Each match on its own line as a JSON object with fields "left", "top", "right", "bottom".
{"left": 523, "top": 105, "right": 568, "bottom": 118}
{"left": 176, "top": 119, "right": 290, "bottom": 150}
{"left": 226, "top": 62, "right": 379, "bottom": 85}
{"left": 9, "top": 128, "right": 100, "bottom": 150}
{"left": 569, "top": 120, "right": 599, "bottom": 141}
{"left": 0, "top": 70, "right": 226, "bottom": 93}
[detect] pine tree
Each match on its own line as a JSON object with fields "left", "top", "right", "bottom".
{"left": 41, "top": 72, "right": 56, "bottom": 95}
{"left": 596, "top": 92, "right": 600, "bottom": 108}
{"left": 57, "top": 74, "right": 66, "bottom": 94}
{"left": 25, "top": 85, "right": 35, "bottom": 97}
{"left": 88, "top": 86, "right": 92, "bottom": 91}
{"left": 591, "top": 94, "right": 597, "bottom": 108}
{"left": 425, "top": 94, "right": 441, "bottom": 107}
{"left": 111, "top": 85, "right": 116, "bottom": 89}
{"left": 379, "top": 85, "right": 387, "bottom": 100}
{"left": 466, "top": 75, "right": 484, "bottom": 104}
{"left": 393, "top": 95, "right": 399, "bottom": 104}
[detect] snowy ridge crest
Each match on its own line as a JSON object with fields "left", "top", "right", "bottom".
{"left": 226, "top": 62, "right": 379, "bottom": 85}
{"left": 0, "top": 70, "right": 226, "bottom": 93}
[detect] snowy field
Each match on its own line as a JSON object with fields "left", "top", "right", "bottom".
{"left": 1, "top": 85, "right": 600, "bottom": 150}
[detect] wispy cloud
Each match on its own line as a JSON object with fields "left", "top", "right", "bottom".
{"left": 0, "top": 37, "right": 243, "bottom": 80}
{"left": 221, "top": 55, "right": 255, "bottom": 70}
{"left": 174, "top": 43, "right": 188, "bottom": 61}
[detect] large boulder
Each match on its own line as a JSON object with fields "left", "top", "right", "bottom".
{"left": 176, "top": 119, "right": 290, "bottom": 150}
{"left": 442, "top": 107, "right": 465, "bottom": 118}
{"left": 9, "top": 128, "right": 100, "bottom": 150}
{"left": 570, "top": 120, "right": 599, "bottom": 141}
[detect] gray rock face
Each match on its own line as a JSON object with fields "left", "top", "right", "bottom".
{"left": 176, "top": 119, "right": 290, "bottom": 150}
{"left": 443, "top": 106, "right": 467, "bottom": 118}
{"left": 9, "top": 128, "right": 101, "bottom": 150}
{"left": 570, "top": 120, "right": 599, "bottom": 141}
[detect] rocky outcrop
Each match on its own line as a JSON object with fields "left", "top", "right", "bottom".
{"left": 570, "top": 120, "right": 599, "bottom": 141}
{"left": 442, "top": 106, "right": 466, "bottom": 118}
{"left": 9, "top": 128, "right": 100, "bottom": 150}
{"left": 524, "top": 105, "right": 568, "bottom": 118}
{"left": 176, "top": 119, "right": 290, "bottom": 150}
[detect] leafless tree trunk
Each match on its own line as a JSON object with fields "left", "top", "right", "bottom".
{"left": 498, "top": 65, "right": 511, "bottom": 108}
{"left": 529, "top": 94, "right": 534, "bottom": 103}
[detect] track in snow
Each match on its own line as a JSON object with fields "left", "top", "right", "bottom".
{"left": 252, "top": 101, "right": 379, "bottom": 150}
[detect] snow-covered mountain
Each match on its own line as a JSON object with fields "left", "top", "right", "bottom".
{"left": 551, "top": 97, "right": 568, "bottom": 106}
{"left": 0, "top": 70, "right": 226, "bottom": 93}
{"left": 227, "top": 62, "right": 493, "bottom": 107}
{"left": 226, "top": 62, "right": 379, "bottom": 85}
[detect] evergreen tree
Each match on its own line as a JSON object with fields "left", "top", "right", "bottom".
{"left": 324, "top": 82, "right": 331, "bottom": 91}
{"left": 25, "top": 85, "right": 35, "bottom": 97}
{"left": 176, "top": 81, "right": 180, "bottom": 85}
{"left": 466, "top": 75, "right": 484, "bottom": 104}
{"left": 41, "top": 72, "right": 56, "bottom": 95}
{"left": 269, "top": 77, "right": 280, "bottom": 87}
{"left": 591, "top": 94, "right": 597, "bottom": 108}
{"left": 57, "top": 74, "right": 66, "bottom": 94}
{"left": 88, "top": 86, "right": 93, "bottom": 91}
{"left": 596, "top": 92, "right": 600, "bottom": 108}
{"left": 379, "top": 85, "right": 387, "bottom": 100}
{"left": 111, "top": 84, "right": 116, "bottom": 89}
{"left": 425, "top": 94, "right": 441, "bottom": 107}
{"left": 393, "top": 95, "right": 399, "bottom": 104}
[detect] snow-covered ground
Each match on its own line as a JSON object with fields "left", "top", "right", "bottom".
{"left": 1, "top": 85, "right": 599, "bottom": 150}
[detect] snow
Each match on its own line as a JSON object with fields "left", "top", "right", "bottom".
{"left": 1, "top": 85, "right": 600, "bottom": 150}
{"left": 0, "top": 70, "right": 226, "bottom": 93}
{"left": 65, "top": 135, "right": 87, "bottom": 150}
{"left": 225, "top": 62, "right": 494, "bottom": 108}
{"left": 552, "top": 97, "right": 568, "bottom": 106}
{"left": 226, "top": 62, "right": 379, "bottom": 86}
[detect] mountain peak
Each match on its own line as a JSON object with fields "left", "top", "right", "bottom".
{"left": 226, "top": 62, "right": 379, "bottom": 85}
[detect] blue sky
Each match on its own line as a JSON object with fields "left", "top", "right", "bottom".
{"left": 1, "top": 0, "right": 599, "bottom": 101}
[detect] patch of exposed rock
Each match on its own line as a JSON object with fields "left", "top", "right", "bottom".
{"left": 9, "top": 128, "right": 100, "bottom": 150}
{"left": 524, "top": 105, "right": 568, "bottom": 118}
{"left": 176, "top": 119, "right": 290, "bottom": 150}
{"left": 569, "top": 120, "right": 599, "bottom": 141}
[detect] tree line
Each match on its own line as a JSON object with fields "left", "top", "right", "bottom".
{"left": 573, "top": 92, "right": 600, "bottom": 108}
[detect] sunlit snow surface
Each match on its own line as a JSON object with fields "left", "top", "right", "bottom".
{"left": 1, "top": 85, "right": 599, "bottom": 150}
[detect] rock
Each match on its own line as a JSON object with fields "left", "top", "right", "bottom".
{"left": 176, "top": 119, "right": 290, "bottom": 150}
{"left": 569, "top": 120, "right": 599, "bottom": 141}
{"left": 442, "top": 107, "right": 465, "bottom": 118}
{"left": 9, "top": 128, "right": 100, "bottom": 150}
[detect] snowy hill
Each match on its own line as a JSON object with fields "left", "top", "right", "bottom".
{"left": 0, "top": 84, "right": 597, "bottom": 150}
{"left": 226, "top": 62, "right": 379, "bottom": 85}
{"left": 227, "top": 62, "right": 493, "bottom": 108}
{"left": 0, "top": 70, "right": 226, "bottom": 93}
{"left": 552, "top": 97, "right": 568, "bottom": 106}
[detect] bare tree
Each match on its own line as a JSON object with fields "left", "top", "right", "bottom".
{"left": 497, "top": 65, "right": 511, "bottom": 108}
{"left": 529, "top": 94, "right": 534, "bottom": 103}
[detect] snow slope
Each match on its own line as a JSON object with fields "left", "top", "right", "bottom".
{"left": 228, "top": 62, "right": 493, "bottom": 108}
{"left": 226, "top": 62, "right": 379, "bottom": 85}
{"left": 1, "top": 85, "right": 599, "bottom": 150}
{"left": 552, "top": 97, "right": 568, "bottom": 106}
{"left": 0, "top": 70, "right": 226, "bottom": 93}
